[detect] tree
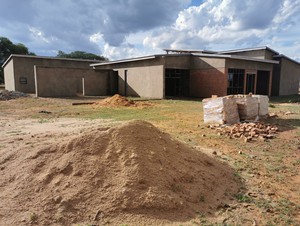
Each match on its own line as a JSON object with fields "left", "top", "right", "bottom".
{"left": 0, "top": 37, "right": 35, "bottom": 83}
{"left": 56, "top": 50, "right": 108, "bottom": 61}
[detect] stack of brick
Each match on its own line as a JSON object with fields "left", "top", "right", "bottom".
{"left": 203, "top": 94, "right": 269, "bottom": 125}
{"left": 253, "top": 95, "right": 269, "bottom": 117}
{"left": 209, "top": 122, "right": 279, "bottom": 142}
{"left": 235, "top": 95, "right": 259, "bottom": 121}
{"left": 203, "top": 96, "right": 239, "bottom": 125}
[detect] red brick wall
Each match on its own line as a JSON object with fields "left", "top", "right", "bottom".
{"left": 190, "top": 68, "right": 227, "bottom": 98}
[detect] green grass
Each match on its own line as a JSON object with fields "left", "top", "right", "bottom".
{"left": 235, "top": 193, "right": 253, "bottom": 203}
{"left": 269, "top": 94, "right": 300, "bottom": 103}
{"left": 83, "top": 106, "right": 168, "bottom": 121}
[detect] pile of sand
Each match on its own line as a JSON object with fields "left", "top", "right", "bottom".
{"left": 0, "top": 120, "right": 240, "bottom": 225}
{"left": 94, "top": 94, "right": 136, "bottom": 107}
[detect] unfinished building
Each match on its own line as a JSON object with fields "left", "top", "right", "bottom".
{"left": 2, "top": 46, "right": 300, "bottom": 98}
{"left": 2, "top": 55, "right": 114, "bottom": 97}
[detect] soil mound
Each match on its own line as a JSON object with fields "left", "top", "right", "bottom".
{"left": 0, "top": 120, "right": 241, "bottom": 225}
{"left": 95, "top": 94, "right": 136, "bottom": 107}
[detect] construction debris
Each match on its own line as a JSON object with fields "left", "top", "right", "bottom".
{"left": 0, "top": 90, "right": 28, "bottom": 101}
{"left": 208, "top": 122, "right": 279, "bottom": 142}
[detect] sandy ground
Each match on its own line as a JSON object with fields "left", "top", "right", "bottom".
{"left": 0, "top": 96, "right": 299, "bottom": 225}
{"left": 0, "top": 117, "right": 240, "bottom": 225}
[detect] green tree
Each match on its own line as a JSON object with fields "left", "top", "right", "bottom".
{"left": 56, "top": 50, "right": 108, "bottom": 61}
{"left": 0, "top": 37, "right": 35, "bottom": 83}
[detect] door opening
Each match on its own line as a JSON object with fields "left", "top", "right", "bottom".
{"left": 246, "top": 73, "right": 255, "bottom": 94}
{"left": 256, "top": 70, "right": 270, "bottom": 95}
{"left": 165, "top": 69, "right": 189, "bottom": 97}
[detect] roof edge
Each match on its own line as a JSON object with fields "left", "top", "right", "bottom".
{"left": 163, "top": 48, "right": 217, "bottom": 54}
{"left": 193, "top": 53, "right": 279, "bottom": 64}
{"left": 91, "top": 55, "right": 157, "bottom": 67}
{"left": 218, "top": 46, "right": 279, "bottom": 55}
{"left": 273, "top": 54, "right": 300, "bottom": 65}
{"left": 2, "top": 54, "right": 102, "bottom": 68}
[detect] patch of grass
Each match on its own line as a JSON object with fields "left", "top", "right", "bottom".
{"left": 269, "top": 104, "right": 276, "bottom": 108}
{"left": 255, "top": 198, "right": 274, "bottom": 212}
{"left": 293, "top": 159, "right": 300, "bottom": 166}
{"left": 266, "top": 164, "right": 288, "bottom": 173}
{"left": 235, "top": 193, "right": 253, "bottom": 203}
{"left": 38, "top": 118, "right": 50, "bottom": 123}
{"left": 269, "top": 94, "right": 300, "bottom": 103}
{"left": 84, "top": 106, "right": 168, "bottom": 121}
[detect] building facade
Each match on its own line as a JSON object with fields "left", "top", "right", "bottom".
{"left": 2, "top": 47, "right": 299, "bottom": 98}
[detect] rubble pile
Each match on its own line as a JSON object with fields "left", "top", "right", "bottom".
{"left": 209, "top": 122, "right": 279, "bottom": 142}
{"left": 0, "top": 90, "right": 28, "bottom": 101}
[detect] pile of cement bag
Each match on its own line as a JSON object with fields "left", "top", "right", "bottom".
{"left": 203, "top": 94, "right": 269, "bottom": 125}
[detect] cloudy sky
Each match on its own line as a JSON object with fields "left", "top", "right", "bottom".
{"left": 0, "top": 0, "right": 299, "bottom": 61}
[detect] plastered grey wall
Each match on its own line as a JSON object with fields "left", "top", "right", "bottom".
{"left": 164, "top": 55, "right": 192, "bottom": 69}
{"left": 116, "top": 65, "right": 164, "bottom": 98}
{"left": 223, "top": 49, "right": 275, "bottom": 60}
{"left": 279, "top": 58, "right": 300, "bottom": 95}
{"left": 226, "top": 59, "right": 273, "bottom": 71}
{"left": 5, "top": 56, "right": 98, "bottom": 93}
{"left": 35, "top": 66, "right": 108, "bottom": 97}
{"left": 3, "top": 60, "right": 15, "bottom": 90}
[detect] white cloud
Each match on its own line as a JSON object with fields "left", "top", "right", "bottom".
{"left": 143, "top": 0, "right": 300, "bottom": 60}
{"left": 0, "top": 0, "right": 299, "bottom": 61}
{"left": 29, "top": 27, "right": 51, "bottom": 43}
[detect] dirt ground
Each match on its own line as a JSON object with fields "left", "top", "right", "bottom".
{"left": 0, "top": 95, "right": 299, "bottom": 225}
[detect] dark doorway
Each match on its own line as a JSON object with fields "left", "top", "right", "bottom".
{"left": 165, "top": 69, "right": 190, "bottom": 97}
{"left": 246, "top": 73, "right": 255, "bottom": 94}
{"left": 227, "top": 68, "right": 245, "bottom": 94}
{"left": 108, "top": 70, "right": 119, "bottom": 95}
{"left": 256, "top": 70, "right": 270, "bottom": 95}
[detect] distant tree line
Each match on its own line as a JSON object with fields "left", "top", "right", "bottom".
{"left": 0, "top": 37, "right": 35, "bottom": 83}
{"left": 56, "top": 50, "right": 108, "bottom": 61}
{"left": 0, "top": 36, "right": 108, "bottom": 84}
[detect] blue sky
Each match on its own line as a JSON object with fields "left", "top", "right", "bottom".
{"left": 0, "top": 0, "right": 299, "bottom": 61}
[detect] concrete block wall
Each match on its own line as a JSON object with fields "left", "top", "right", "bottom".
{"left": 35, "top": 66, "right": 109, "bottom": 97}
{"left": 4, "top": 55, "right": 99, "bottom": 94}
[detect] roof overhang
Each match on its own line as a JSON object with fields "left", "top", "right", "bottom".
{"left": 218, "top": 46, "right": 279, "bottom": 55}
{"left": 163, "top": 48, "right": 217, "bottom": 54}
{"left": 193, "top": 53, "right": 279, "bottom": 64}
{"left": 91, "top": 55, "right": 157, "bottom": 67}
{"left": 273, "top": 54, "right": 300, "bottom": 65}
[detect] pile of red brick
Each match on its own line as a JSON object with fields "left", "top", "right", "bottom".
{"left": 209, "top": 122, "right": 279, "bottom": 142}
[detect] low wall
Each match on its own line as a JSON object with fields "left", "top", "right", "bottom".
{"left": 34, "top": 66, "right": 108, "bottom": 97}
